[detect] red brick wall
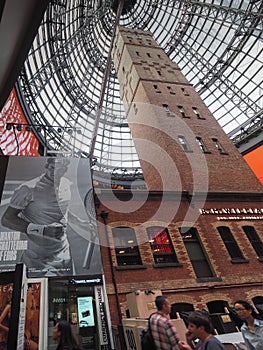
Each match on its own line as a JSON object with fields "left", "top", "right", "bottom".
{"left": 112, "top": 27, "right": 262, "bottom": 192}
{"left": 96, "top": 190, "right": 263, "bottom": 325}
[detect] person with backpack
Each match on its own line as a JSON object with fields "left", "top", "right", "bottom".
{"left": 149, "top": 295, "right": 180, "bottom": 350}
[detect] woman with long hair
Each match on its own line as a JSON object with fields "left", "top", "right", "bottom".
{"left": 234, "top": 300, "right": 263, "bottom": 350}
{"left": 53, "top": 320, "right": 82, "bottom": 350}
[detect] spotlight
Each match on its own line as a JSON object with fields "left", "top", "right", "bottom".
{"left": 25, "top": 125, "right": 32, "bottom": 132}
{"left": 36, "top": 126, "right": 42, "bottom": 132}
{"left": 57, "top": 127, "right": 62, "bottom": 133}
{"left": 17, "top": 124, "right": 22, "bottom": 131}
{"left": 6, "top": 123, "right": 13, "bottom": 130}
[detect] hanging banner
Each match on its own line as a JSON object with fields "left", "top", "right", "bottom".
{"left": 94, "top": 285, "right": 109, "bottom": 347}
{"left": 0, "top": 156, "right": 103, "bottom": 278}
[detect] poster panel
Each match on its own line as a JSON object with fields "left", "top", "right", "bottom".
{"left": 0, "top": 156, "right": 103, "bottom": 278}
{"left": 24, "top": 278, "right": 48, "bottom": 350}
{"left": 77, "top": 296, "right": 95, "bottom": 328}
{"left": 0, "top": 264, "right": 26, "bottom": 350}
{"left": 0, "top": 282, "right": 13, "bottom": 350}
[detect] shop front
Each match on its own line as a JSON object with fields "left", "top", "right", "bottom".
{"left": 48, "top": 275, "right": 112, "bottom": 350}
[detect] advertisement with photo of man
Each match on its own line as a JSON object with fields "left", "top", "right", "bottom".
{"left": 0, "top": 156, "right": 103, "bottom": 278}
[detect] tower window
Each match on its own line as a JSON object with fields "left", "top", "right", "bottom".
{"left": 242, "top": 226, "right": 263, "bottom": 260}
{"left": 178, "top": 135, "right": 192, "bottom": 152}
{"left": 180, "top": 227, "right": 214, "bottom": 278}
{"left": 147, "top": 226, "right": 179, "bottom": 264}
{"left": 193, "top": 107, "right": 205, "bottom": 119}
{"left": 178, "top": 105, "right": 189, "bottom": 118}
{"left": 167, "top": 86, "right": 176, "bottom": 95}
{"left": 136, "top": 51, "right": 140, "bottom": 56}
{"left": 127, "top": 35, "right": 133, "bottom": 43}
{"left": 133, "top": 103, "right": 138, "bottom": 114}
{"left": 147, "top": 53, "right": 151, "bottom": 58}
{"left": 181, "top": 87, "right": 189, "bottom": 96}
{"left": 146, "top": 39, "right": 152, "bottom": 45}
{"left": 217, "top": 226, "right": 247, "bottom": 262}
{"left": 112, "top": 227, "right": 142, "bottom": 266}
{"left": 157, "top": 70, "right": 162, "bottom": 76}
{"left": 154, "top": 84, "right": 161, "bottom": 93}
{"left": 212, "top": 138, "right": 227, "bottom": 154}
{"left": 163, "top": 104, "right": 173, "bottom": 117}
{"left": 196, "top": 137, "right": 209, "bottom": 153}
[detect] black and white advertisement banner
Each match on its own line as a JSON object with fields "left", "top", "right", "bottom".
{"left": 0, "top": 156, "right": 103, "bottom": 278}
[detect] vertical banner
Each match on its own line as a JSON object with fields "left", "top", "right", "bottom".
{"left": 24, "top": 282, "right": 41, "bottom": 350}
{"left": 24, "top": 278, "right": 48, "bottom": 350}
{"left": 0, "top": 156, "right": 103, "bottom": 278}
{"left": 94, "top": 286, "right": 109, "bottom": 347}
{"left": 16, "top": 265, "right": 27, "bottom": 350}
{"left": 0, "top": 264, "right": 27, "bottom": 350}
{"left": 0, "top": 280, "right": 13, "bottom": 350}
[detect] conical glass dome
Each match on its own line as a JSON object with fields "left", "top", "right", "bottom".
{"left": 17, "top": 0, "right": 263, "bottom": 178}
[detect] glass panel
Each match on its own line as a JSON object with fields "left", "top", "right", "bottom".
{"left": 180, "top": 227, "right": 214, "bottom": 278}
{"left": 217, "top": 226, "right": 244, "bottom": 259}
{"left": 112, "top": 227, "right": 142, "bottom": 266}
{"left": 243, "top": 226, "right": 263, "bottom": 258}
{"left": 192, "top": 260, "right": 213, "bottom": 278}
{"left": 147, "top": 226, "right": 178, "bottom": 264}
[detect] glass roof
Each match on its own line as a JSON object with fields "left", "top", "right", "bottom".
{"left": 18, "top": 0, "right": 263, "bottom": 176}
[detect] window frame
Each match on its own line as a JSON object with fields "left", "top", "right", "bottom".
{"left": 147, "top": 226, "right": 181, "bottom": 267}
{"left": 192, "top": 106, "right": 205, "bottom": 120}
{"left": 112, "top": 227, "right": 143, "bottom": 267}
{"left": 212, "top": 137, "right": 228, "bottom": 154}
{"left": 196, "top": 137, "right": 210, "bottom": 153}
{"left": 242, "top": 226, "right": 263, "bottom": 261}
{"left": 217, "top": 226, "right": 248, "bottom": 263}
{"left": 180, "top": 227, "right": 215, "bottom": 280}
{"left": 178, "top": 135, "right": 192, "bottom": 152}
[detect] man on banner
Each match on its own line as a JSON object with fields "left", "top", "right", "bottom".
{"left": 1, "top": 158, "right": 79, "bottom": 276}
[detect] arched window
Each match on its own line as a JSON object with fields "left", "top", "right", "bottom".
{"left": 217, "top": 226, "right": 246, "bottom": 262}
{"left": 252, "top": 296, "right": 263, "bottom": 314}
{"left": 242, "top": 226, "right": 263, "bottom": 260}
{"left": 147, "top": 226, "right": 178, "bottom": 264}
{"left": 112, "top": 227, "right": 142, "bottom": 266}
{"left": 207, "top": 300, "right": 229, "bottom": 314}
{"left": 170, "top": 303, "right": 194, "bottom": 320}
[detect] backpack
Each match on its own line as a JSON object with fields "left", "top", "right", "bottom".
{"left": 141, "top": 314, "right": 156, "bottom": 350}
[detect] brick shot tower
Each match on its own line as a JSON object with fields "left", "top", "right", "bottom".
{"left": 111, "top": 26, "right": 262, "bottom": 193}
{"left": 96, "top": 26, "right": 263, "bottom": 329}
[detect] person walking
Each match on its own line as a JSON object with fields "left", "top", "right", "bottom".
{"left": 53, "top": 320, "right": 82, "bottom": 350}
{"left": 234, "top": 300, "right": 263, "bottom": 350}
{"left": 150, "top": 295, "right": 180, "bottom": 350}
{"left": 178, "top": 311, "right": 225, "bottom": 350}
